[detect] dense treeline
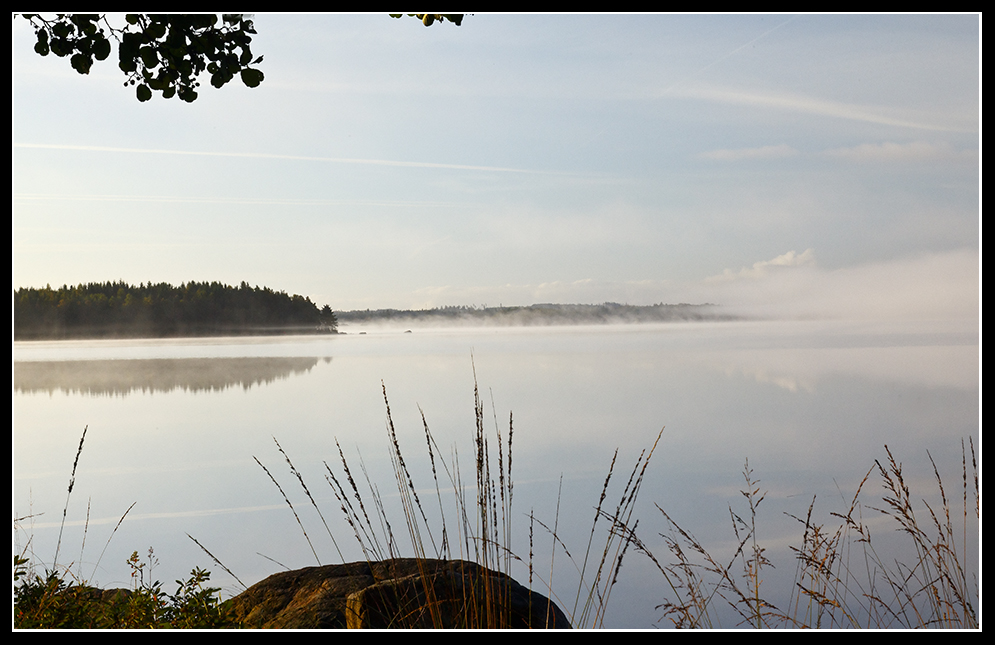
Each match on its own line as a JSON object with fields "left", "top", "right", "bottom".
{"left": 14, "top": 281, "right": 337, "bottom": 340}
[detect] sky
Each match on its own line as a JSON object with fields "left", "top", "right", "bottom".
{"left": 12, "top": 14, "right": 980, "bottom": 319}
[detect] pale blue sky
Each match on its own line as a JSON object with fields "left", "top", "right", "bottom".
{"left": 12, "top": 14, "right": 979, "bottom": 318}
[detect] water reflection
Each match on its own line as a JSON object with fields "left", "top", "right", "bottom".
{"left": 12, "top": 322, "right": 978, "bottom": 628}
{"left": 13, "top": 357, "right": 331, "bottom": 396}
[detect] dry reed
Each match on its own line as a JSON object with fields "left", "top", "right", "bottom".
{"left": 255, "top": 373, "right": 662, "bottom": 628}
{"left": 633, "top": 439, "right": 979, "bottom": 629}
{"left": 19, "top": 379, "right": 975, "bottom": 629}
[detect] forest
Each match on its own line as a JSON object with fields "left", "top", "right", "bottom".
{"left": 13, "top": 281, "right": 337, "bottom": 340}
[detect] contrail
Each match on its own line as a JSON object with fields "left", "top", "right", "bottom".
{"left": 657, "top": 15, "right": 968, "bottom": 133}
{"left": 582, "top": 16, "right": 799, "bottom": 147}
{"left": 12, "top": 192, "right": 466, "bottom": 208}
{"left": 672, "top": 85, "right": 969, "bottom": 132}
{"left": 13, "top": 142, "right": 556, "bottom": 174}
{"left": 664, "top": 15, "right": 800, "bottom": 93}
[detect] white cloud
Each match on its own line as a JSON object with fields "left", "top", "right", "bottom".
{"left": 360, "top": 248, "right": 979, "bottom": 328}
{"left": 700, "top": 248, "right": 979, "bottom": 322}
{"left": 707, "top": 249, "right": 816, "bottom": 282}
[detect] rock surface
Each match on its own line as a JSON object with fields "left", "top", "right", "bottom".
{"left": 227, "top": 558, "right": 570, "bottom": 629}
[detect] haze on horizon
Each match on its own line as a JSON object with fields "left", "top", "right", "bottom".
{"left": 12, "top": 14, "right": 979, "bottom": 323}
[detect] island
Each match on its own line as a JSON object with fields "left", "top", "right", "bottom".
{"left": 14, "top": 281, "right": 338, "bottom": 340}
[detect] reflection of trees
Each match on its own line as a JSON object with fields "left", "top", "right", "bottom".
{"left": 14, "top": 357, "right": 330, "bottom": 397}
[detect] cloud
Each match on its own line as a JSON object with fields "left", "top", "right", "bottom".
{"left": 377, "top": 247, "right": 979, "bottom": 325}
{"left": 707, "top": 249, "right": 816, "bottom": 281}
{"left": 700, "top": 248, "right": 979, "bottom": 322}
{"left": 699, "top": 144, "right": 798, "bottom": 161}
{"left": 362, "top": 248, "right": 978, "bottom": 327}
{"left": 825, "top": 141, "right": 978, "bottom": 164}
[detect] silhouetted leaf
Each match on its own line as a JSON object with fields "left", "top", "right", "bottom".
{"left": 21, "top": 13, "right": 458, "bottom": 103}
{"left": 70, "top": 53, "right": 92, "bottom": 74}
{"left": 240, "top": 67, "right": 264, "bottom": 88}
{"left": 93, "top": 37, "right": 111, "bottom": 61}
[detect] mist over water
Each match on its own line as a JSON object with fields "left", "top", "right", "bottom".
{"left": 13, "top": 319, "right": 978, "bottom": 628}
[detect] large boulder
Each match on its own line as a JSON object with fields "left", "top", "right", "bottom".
{"left": 227, "top": 558, "right": 570, "bottom": 629}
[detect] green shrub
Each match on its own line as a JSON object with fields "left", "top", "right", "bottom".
{"left": 13, "top": 549, "right": 239, "bottom": 629}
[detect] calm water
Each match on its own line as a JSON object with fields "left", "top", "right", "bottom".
{"left": 13, "top": 319, "right": 979, "bottom": 628}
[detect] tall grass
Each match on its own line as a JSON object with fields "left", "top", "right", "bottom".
{"left": 15, "top": 383, "right": 978, "bottom": 629}
{"left": 253, "top": 377, "right": 979, "bottom": 629}
{"left": 631, "top": 440, "right": 979, "bottom": 629}
{"left": 254, "top": 374, "right": 663, "bottom": 628}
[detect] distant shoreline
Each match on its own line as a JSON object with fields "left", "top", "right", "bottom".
{"left": 15, "top": 289, "right": 738, "bottom": 340}
{"left": 337, "top": 302, "right": 738, "bottom": 328}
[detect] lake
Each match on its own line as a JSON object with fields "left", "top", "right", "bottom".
{"left": 13, "top": 318, "right": 979, "bottom": 628}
